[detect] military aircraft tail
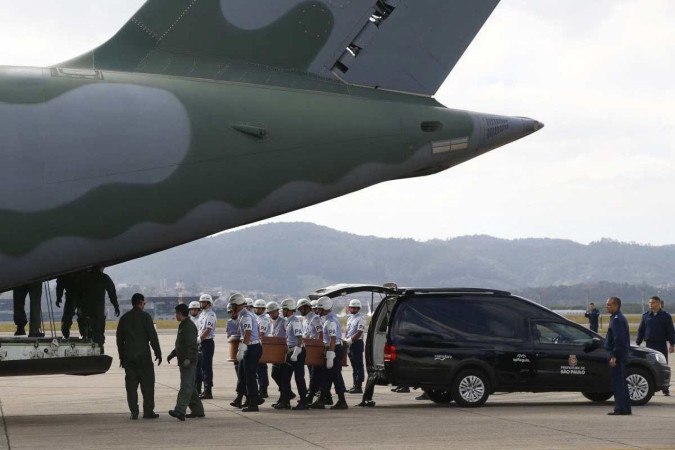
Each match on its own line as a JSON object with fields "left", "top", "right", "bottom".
{"left": 60, "top": 0, "right": 499, "bottom": 96}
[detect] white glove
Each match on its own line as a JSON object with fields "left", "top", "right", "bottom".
{"left": 237, "top": 343, "right": 248, "bottom": 362}
{"left": 343, "top": 337, "right": 352, "bottom": 346}
{"left": 197, "top": 336, "right": 202, "bottom": 344}
{"left": 182, "top": 359, "right": 191, "bottom": 368}
{"left": 291, "top": 346, "right": 302, "bottom": 362}
{"left": 326, "top": 350, "right": 336, "bottom": 369}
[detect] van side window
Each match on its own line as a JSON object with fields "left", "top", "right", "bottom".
{"left": 532, "top": 321, "right": 593, "bottom": 345}
{"left": 393, "top": 297, "right": 526, "bottom": 343}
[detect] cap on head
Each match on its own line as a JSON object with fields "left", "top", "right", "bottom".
{"left": 175, "top": 303, "right": 189, "bottom": 316}
{"left": 188, "top": 301, "right": 201, "bottom": 309}
{"left": 199, "top": 294, "right": 213, "bottom": 305}
{"left": 280, "top": 298, "right": 296, "bottom": 310}
{"left": 253, "top": 299, "right": 267, "bottom": 308}
{"left": 297, "top": 298, "right": 311, "bottom": 308}
{"left": 228, "top": 293, "right": 246, "bottom": 306}
{"left": 266, "top": 301, "right": 280, "bottom": 312}
{"left": 348, "top": 299, "right": 362, "bottom": 308}
{"left": 316, "top": 296, "right": 333, "bottom": 311}
{"left": 245, "top": 297, "right": 254, "bottom": 307}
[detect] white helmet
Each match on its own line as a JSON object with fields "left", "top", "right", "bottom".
{"left": 310, "top": 300, "right": 319, "bottom": 308}
{"left": 316, "top": 296, "right": 333, "bottom": 311}
{"left": 349, "top": 299, "right": 362, "bottom": 308}
{"left": 266, "top": 301, "right": 280, "bottom": 312}
{"left": 188, "top": 301, "right": 201, "bottom": 309}
{"left": 253, "top": 299, "right": 267, "bottom": 308}
{"left": 280, "top": 298, "right": 296, "bottom": 310}
{"left": 228, "top": 293, "right": 246, "bottom": 306}
{"left": 245, "top": 297, "right": 254, "bottom": 307}
{"left": 199, "top": 294, "right": 213, "bottom": 305}
{"left": 297, "top": 298, "right": 311, "bottom": 308}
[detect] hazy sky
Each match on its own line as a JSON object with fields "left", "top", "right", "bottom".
{"left": 1, "top": 1, "right": 673, "bottom": 244}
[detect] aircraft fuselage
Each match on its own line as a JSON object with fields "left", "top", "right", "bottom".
{"left": 0, "top": 64, "right": 541, "bottom": 291}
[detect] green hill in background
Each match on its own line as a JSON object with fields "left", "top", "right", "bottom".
{"left": 107, "top": 222, "right": 675, "bottom": 306}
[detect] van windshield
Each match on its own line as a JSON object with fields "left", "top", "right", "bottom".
{"left": 392, "top": 296, "right": 526, "bottom": 343}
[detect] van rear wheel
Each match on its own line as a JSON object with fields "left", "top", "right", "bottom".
{"left": 425, "top": 389, "right": 453, "bottom": 404}
{"left": 582, "top": 392, "right": 612, "bottom": 402}
{"left": 451, "top": 369, "right": 490, "bottom": 407}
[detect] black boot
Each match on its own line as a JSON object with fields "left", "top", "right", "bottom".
{"left": 321, "top": 392, "right": 334, "bottom": 405}
{"left": 242, "top": 396, "right": 260, "bottom": 412}
{"left": 200, "top": 387, "right": 213, "bottom": 399}
{"left": 14, "top": 325, "right": 26, "bottom": 336}
{"left": 230, "top": 394, "right": 243, "bottom": 408}
{"left": 310, "top": 394, "right": 327, "bottom": 409}
{"left": 347, "top": 385, "right": 363, "bottom": 394}
{"left": 331, "top": 393, "right": 349, "bottom": 410}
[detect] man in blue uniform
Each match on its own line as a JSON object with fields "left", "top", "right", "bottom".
{"left": 298, "top": 298, "right": 322, "bottom": 406}
{"left": 253, "top": 299, "right": 271, "bottom": 399}
{"left": 604, "top": 296, "right": 631, "bottom": 415}
{"left": 197, "top": 294, "right": 217, "bottom": 400}
{"left": 311, "top": 296, "right": 348, "bottom": 410}
{"left": 344, "top": 299, "right": 367, "bottom": 394}
{"left": 188, "top": 301, "right": 203, "bottom": 396}
{"left": 585, "top": 302, "right": 600, "bottom": 333}
{"left": 276, "top": 298, "right": 307, "bottom": 410}
{"left": 231, "top": 293, "right": 263, "bottom": 412}
{"left": 636, "top": 296, "right": 675, "bottom": 395}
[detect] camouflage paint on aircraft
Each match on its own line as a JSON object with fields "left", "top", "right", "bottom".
{"left": 0, "top": 0, "right": 544, "bottom": 291}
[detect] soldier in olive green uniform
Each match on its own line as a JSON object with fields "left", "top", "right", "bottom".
{"left": 168, "top": 303, "right": 205, "bottom": 421}
{"left": 80, "top": 266, "right": 119, "bottom": 349}
{"left": 55, "top": 271, "right": 84, "bottom": 338}
{"left": 116, "top": 293, "right": 162, "bottom": 420}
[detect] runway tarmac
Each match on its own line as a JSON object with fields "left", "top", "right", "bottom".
{"left": 0, "top": 331, "right": 673, "bottom": 449}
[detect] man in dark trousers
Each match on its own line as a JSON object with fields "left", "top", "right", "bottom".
{"left": 55, "top": 271, "right": 84, "bottom": 338}
{"left": 80, "top": 266, "right": 119, "bottom": 350}
{"left": 13, "top": 281, "right": 44, "bottom": 337}
{"left": 585, "top": 302, "right": 600, "bottom": 333}
{"left": 167, "top": 303, "right": 205, "bottom": 421}
{"left": 604, "top": 296, "right": 631, "bottom": 415}
{"left": 636, "top": 296, "right": 675, "bottom": 395}
{"left": 116, "top": 293, "right": 162, "bottom": 420}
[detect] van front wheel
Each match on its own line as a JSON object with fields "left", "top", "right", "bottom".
{"left": 451, "top": 369, "right": 490, "bottom": 407}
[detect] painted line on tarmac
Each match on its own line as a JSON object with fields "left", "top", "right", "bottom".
{"left": 0, "top": 399, "right": 11, "bottom": 450}
{"left": 155, "top": 381, "right": 327, "bottom": 449}
{"left": 457, "top": 408, "right": 650, "bottom": 450}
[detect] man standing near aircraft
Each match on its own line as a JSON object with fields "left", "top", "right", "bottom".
{"left": 312, "top": 296, "right": 348, "bottom": 410}
{"left": 167, "top": 303, "right": 205, "bottom": 421}
{"left": 188, "top": 301, "right": 203, "bottom": 396}
{"left": 344, "top": 299, "right": 367, "bottom": 394}
{"left": 80, "top": 266, "right": 119, "bottom": 351}
{"left": 636, "top": 296, "right": 675, "bottom": 395}
{"left": 197, "top": 294, "right": 217, "bottom": 400}
{"left": 230, "top": 293, "right": 263, "bottom": 412}
{"left": 298, "top": 298, "right": 322, "bottom": 406}
{"left": 585, "top": 302, "right": 600, "bottom": 333}
{"left": 55, "top": 271, "right": 84, "bottom": 338}
{"left": 12, "top": 281, "right": 43, "bottom": 337}
{"left": 116, "top": 293, "right": 162, "bottom": 420}
{"left": 276, "top": 298, "right": 307, "bottom": 410}
{"left": 605, "top": 297, "right": 631, "bottom": 415}
{"left": 254, "top": 299, "right": 271, "bottom": 399}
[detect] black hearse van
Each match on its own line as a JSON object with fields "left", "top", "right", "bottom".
{"left": 311, "top": 285, "right": 671, "bottom": 407}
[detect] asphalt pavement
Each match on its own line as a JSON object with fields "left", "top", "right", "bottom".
{"left": 0, "top": 331, "right": 673, "bottom": 449}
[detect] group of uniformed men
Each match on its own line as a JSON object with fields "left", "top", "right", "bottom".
{"left": 224, "top": 293, "right": 367, "bottom": 412}
{"left": 115, "top": 290, "right": 367, "bottom": 420}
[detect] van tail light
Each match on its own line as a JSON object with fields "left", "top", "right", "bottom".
{"left": 384, "top": 343, "right": 397, "bottom": 362}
